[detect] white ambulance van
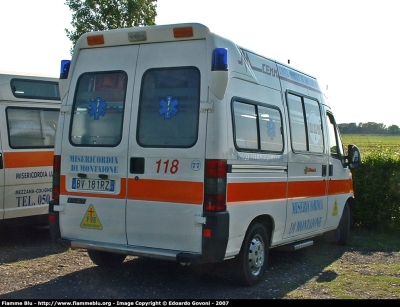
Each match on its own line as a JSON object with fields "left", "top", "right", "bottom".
{"left": 0, "top": 73, "right": 60, "bottom": 228}
{"left": 49, "top": 23, "right": 361, "bottom": 286}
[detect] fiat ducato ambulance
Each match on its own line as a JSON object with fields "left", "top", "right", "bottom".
{"left": 49, "top": 23, "right": 361, "bottom": 286}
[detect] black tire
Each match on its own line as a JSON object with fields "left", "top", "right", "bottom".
{"left": 233, "top": 222, "right": 269, "bottom": 286}
{"left": 336, "top": 202, "right": 350, "bottom": 246}
{"left": 87, "top": 250, "right": 126, "bottom": 267}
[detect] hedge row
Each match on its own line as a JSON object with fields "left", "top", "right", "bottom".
{"left": 352, "top": 145, "right": 400, "bottom": 233}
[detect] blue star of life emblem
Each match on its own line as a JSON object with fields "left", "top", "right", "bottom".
{"left": 159, "top": 95, "right": 178, "bottom": 119}
{"left": 88, "top": 97, "right": 107, "bottom": 120}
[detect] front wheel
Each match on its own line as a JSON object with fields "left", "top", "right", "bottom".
{"left": 87, "top": 250, "right": 127, "bottom": 267}
{"left": 233, "top": 222, "right": 269, "bottom": 286}
{"left": 336, "top": 202, "right": 351, "bottom": 246}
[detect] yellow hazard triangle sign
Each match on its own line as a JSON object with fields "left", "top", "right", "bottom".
{"left": 332, "top": 199, "right": 338, "bottom": 216}
{"left": 81, "top": 204, "right": 103, "bottom": 229}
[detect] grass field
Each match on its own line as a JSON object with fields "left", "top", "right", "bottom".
{"left": 341, "top": 134, "right": 400, "bottom": 153}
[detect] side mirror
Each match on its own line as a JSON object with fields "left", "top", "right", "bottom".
{"left": 346, "top": 144, "right": 361, "bottom": 169}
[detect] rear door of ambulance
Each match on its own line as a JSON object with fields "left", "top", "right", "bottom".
{"left": 58, "top": 46, "right": 137, "bottom": 244}
{"left": 59, "top": 40, "right": 208, "bottom": 253}
{"left": 126, "top": 40, "right": 208, "bottom": 252}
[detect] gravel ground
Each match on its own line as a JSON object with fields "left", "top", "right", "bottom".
{"left": 1, "top": 225, "right": 399, "bottom": 300}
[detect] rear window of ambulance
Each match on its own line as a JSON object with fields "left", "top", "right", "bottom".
{"left": 137, "top": 67, "right": 200, "bottom": 148}
{"left": 69, "top": 71, "right": 127, "bottom": 146}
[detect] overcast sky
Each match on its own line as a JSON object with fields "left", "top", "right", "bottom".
{"left": 1, "top": 0, "right": 399, "bottom": 126}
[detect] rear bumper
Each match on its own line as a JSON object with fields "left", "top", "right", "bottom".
{"left": 59, "top": 238, "right": 203, "bottom": 263}
{"left": 201, "top": 211, "right": 229, "bottom": 262}
{"left": 49, "top": 201, "right": 230, "bottom": 265}
{"left": 48, "top": 199, "right": 61, "bottom": 243}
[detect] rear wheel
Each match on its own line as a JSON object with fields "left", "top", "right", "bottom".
{"left": 87, "top": 250, "right": 126, "bottom": 267}
{"left": 233, "top": 222, "right": 269, "bottom": 286}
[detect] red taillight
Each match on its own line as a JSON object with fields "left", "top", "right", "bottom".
{"left": 203, "top": 228, "right": 212, "bottom": 238}
{"left": 205, "top": 159, "right": 227, "bottom": 178}
{"left": 203, "top": 194, "right": 226, "bottom": 211}
{"left": 52, "top": 155, "right": 61, "bottom": 200}
{"left": 49, "top": 214, "right": 55, "bottom": 223}
{"left": 203, "top": 159, "right": 227, "bottom": 212}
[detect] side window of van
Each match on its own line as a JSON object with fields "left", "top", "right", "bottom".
{"left": 327, "top": 112, "right": 344, "bottom": 159}
{"left": 11, "top": 78, "right": 60, "bottom": 100}
{"left": 70, "top": 71, "right": 127, "bottom": 146}
{"left": 233, "top": 100, "right": 283, "bottom": 153}
{"left": 137, "top": 67, "right": 200, "bottom": 148}
{"left": 6, "top": 107, "right": 59, "bottom": 148}
{"left": 287, "top": 93, "right": 324, "bottom": 154}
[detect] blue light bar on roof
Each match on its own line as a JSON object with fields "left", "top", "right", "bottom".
{"left": 212, "top": 48, "right": 228, "bottom": 71}
{"left": 60, "top": 60, "right": 71, "bottom": 79}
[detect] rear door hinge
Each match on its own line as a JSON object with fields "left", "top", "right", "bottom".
{"left": 53, "top": 204, "right": 66, "bottom": 213}
{"left": 195, "top": 214, "right": 206, "bottom": 226}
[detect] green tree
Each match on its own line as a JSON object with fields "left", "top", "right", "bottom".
{"left": 65, "top": 0, "right": 157, "bottom": 55}
{"left": 388, "top": 125, "right": 400, "bottom": 135}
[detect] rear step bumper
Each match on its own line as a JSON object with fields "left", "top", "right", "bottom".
{"left": 57, "top": 238, "right": 203, "bottom": 264}
{"left": 274, "top": 240, "right": 314, "bottom": 251}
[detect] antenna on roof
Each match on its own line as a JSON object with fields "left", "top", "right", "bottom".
{"left": 288, "top": 59, "right": 290, "bottom": 64}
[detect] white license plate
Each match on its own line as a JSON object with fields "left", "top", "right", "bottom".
{"left": 72, "top": 178, "right": 115, "bottom": 192}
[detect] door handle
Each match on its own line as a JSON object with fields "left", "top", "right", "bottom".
{"left": 130, "top": 157, "right": 145, "bottom": 174}
{"left": 329, "top": 164, "right": 333, "bottom": 176}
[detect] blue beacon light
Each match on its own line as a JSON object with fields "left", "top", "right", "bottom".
{"left": 60, "top": 60, "right": 71, "bottom": 79}
{"left": 212, "top": 48, "right": 228, "bottom": 71}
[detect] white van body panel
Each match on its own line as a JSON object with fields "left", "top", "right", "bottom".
{"left": 222, "top": 78, "right": 288, "bottom": 252}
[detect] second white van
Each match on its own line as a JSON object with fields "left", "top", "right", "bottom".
{"left": 1, "top": 73, "right": 60, "bottom": 228}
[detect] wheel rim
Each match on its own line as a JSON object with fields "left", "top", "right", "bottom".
{"left": 248, "top": 234, "right": 265, "bottom": 276}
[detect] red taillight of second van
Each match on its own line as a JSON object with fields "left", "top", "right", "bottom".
{"left": 52, "top": 155, "right": 61, "bottom": 200}
{"left": 203, "top": 159, "right": 227, "bottom": 212}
